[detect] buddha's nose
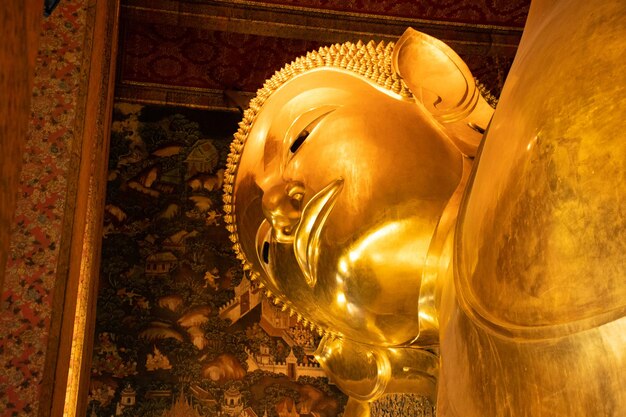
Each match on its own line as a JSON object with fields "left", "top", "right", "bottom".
{"left": 261, "top": 181, "right": 305, "bottom": 243}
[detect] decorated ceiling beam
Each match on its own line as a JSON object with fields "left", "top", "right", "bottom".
{"left": 121, "top": 0, "right": 524, "bottom": 52}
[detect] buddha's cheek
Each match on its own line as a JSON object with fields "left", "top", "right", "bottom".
{"left": 313, "top": 219, "right": 426, "bottom": 344}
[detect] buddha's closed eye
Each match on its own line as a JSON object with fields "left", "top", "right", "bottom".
{"left": 283, "top": 106, "right": 337, "bottom": 165}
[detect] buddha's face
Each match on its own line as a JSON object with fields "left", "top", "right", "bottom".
{"left": 233, "top": 68, "right": 464, "bottom": 346}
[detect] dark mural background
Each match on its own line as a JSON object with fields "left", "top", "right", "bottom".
{"left": 88, "top": 103, "right": 348, "bottom": 417}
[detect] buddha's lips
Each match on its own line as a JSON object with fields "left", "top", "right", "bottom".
{"left": 294, "top": 178, "right": 344, "bottom": 288}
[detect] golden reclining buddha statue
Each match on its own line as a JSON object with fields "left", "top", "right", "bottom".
{"left": 222, "top": 0, "right": 626, "bottom": 415}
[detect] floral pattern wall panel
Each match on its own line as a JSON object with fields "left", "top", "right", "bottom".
{"left": 88, "top": 103, "right": 348, "bottom": 417}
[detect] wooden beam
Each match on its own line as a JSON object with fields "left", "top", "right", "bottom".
{"left": 115, "top": 81, "right": 253, "bottom": 110}
{"left": 121, "top": 0, "right": 522, "bottom": 54}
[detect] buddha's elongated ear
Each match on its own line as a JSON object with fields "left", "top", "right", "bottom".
{"left": 392, "top": 28, "right": 494, "bottom": 157}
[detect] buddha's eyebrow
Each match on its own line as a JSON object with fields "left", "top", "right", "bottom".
{"left": 281, "top": 106, "right": 338, "bottom": 169}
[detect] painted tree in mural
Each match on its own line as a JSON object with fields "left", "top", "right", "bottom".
{"left": 88, "top": 104, "right": 347, "bottom": 417}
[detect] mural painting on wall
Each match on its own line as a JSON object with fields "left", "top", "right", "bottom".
{"left": 88, "top": 103, "right": 348, "bottom": 417}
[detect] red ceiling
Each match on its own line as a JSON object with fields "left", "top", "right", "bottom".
{"left": 119, "top": 22, "right": 515, "bottom": 96}
{"left": 119, "top": 22, "right": 324, "bottom": 92}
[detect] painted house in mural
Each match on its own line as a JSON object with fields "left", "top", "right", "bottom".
{"left": 220, "top": 386, "right": 244, "bottom": 416}
{"left": 115, "top": 385, "right": 137, "bottom": 416}
{"left": 218, "top": 276, "right": 327, "bottom": 380}
{"left": 219, "top": 274, "right": 264, "bottom": 323}
{"left": 245, "top": 346, "right": 327, "bottom": 381}
{"left": 219, "top": 275, "right": 296, "bottom": 334}
{"left": 145, "top": 251, "right": 178, "bottom": 275}
{"left": 185, "top": 139, "right": 219, "bottom": 176}
{"left": 260, "top": 298, "right": 291, "bottom": 336}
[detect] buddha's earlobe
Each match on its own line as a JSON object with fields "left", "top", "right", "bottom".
{"left": 392, "top": 28, "right": 478, "bottom": 122}
{"left": 392, "top": 28, "right": 494, "bottom": 157}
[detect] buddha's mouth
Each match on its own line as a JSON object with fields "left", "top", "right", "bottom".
{"left": 294, "top": 178, "right": 344, "bottom": 288}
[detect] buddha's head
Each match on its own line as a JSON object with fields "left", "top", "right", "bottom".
{"left": 224, "top": 28, "right": 493, "bottom": 347}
